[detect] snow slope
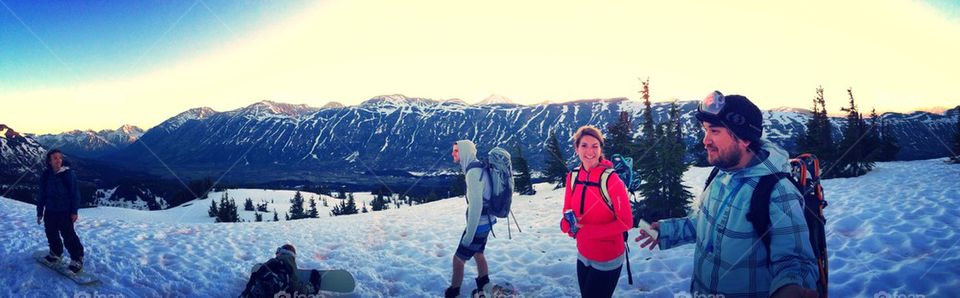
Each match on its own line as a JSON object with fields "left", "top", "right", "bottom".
{"left": 1, "top": 159, "right": 958, "bottom": 297}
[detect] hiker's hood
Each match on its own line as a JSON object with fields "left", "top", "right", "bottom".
{"left": 725, "top": 140, "right": 791, "bottom": 178}
{"left": 456, "top": 140, "right": 478, "bottom": 172}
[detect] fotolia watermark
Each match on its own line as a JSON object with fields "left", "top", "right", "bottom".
{"left": 74, "top": 291, "right": 124, "bottom": 298}
{"left": 874, "top": 291, "right": 926, "bottom": 298}
{"left": 674, "top": 291, "right": 725, "bottom": 298}
{"left": 274, "top": 291, "right": 323, "bottom": 298}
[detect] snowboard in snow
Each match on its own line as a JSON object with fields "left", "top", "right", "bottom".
{"left": 33, "top": 250, "right": 99, "bottom": 285}
{"left": 471, "top": 283, "right": 519, "bottom": 298}
{"left": 250, "top": 263, "right": 356, "bottom": 294}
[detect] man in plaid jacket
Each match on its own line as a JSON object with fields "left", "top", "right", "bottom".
{"left": 636, "top": 92, "right": 819, "bottom": 298}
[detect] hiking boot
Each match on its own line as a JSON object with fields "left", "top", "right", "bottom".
{"left": 43, "top": 253, "right": 61, "bottom": 263}
{"left": 444, "top": 286, "right": 460, "bottom": 298}
{"left": 68, "top": 259, "right": 83, "bottom": 273}
{"left": 473, "top": 275, "right": 492, "bottom": 298}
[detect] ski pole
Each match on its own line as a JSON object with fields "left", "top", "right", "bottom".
{"left": 510, "top": 210, "right": 522, "bottom": 233}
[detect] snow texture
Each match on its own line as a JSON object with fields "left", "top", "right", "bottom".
{"left": 0, "top": 159, "right": 957, "bottom": 297}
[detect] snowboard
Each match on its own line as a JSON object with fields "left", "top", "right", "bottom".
{"left": 471, "top": 283, "right": 518, "bottom": 298}
{"left": 33, "top": 250, "right": 99, "bottom": 285}
{"left": 250, "top": 263, "right": 356, "bottom": 294}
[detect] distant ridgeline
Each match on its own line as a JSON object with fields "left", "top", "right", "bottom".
{"left": 2, "top": 96, "right": 957, "bottom": 209}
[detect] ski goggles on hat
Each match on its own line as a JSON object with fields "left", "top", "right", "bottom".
{"left": 698, "top": 90, "right": 726, "bottom": 115}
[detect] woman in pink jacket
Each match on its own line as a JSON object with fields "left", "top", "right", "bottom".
{"left": 560, "top": 126, "right": 634, "bottom": 298}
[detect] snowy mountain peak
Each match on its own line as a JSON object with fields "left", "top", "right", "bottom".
{"left": 159, "top": 107, "right": 218, "bottom": 131}
{"left": 242, "top": 100, "right": 319, "bottom": 117}
{"left": 1, "top": 124, "right": 16, "bottom": 139}
{"left": 322, "top": 101, "right": 345, "bottom": 109}
{"left": 117, "top": 124, "right": 143, "bottom": 135}
{"left": 182, "top": 107, "right": 218, "bottom": 120}
{"left": 442, "top": 98, "right": 468, "bottom": 105}
{"left": 361, "top": 94, "right": 439, "bottom": 108}
{"left": 0, "top": 124, "right": 45, "bottom": 177}
{"left": 771, "top": 106, "right": 813, "bottom": 114}
{"left": 477, "top": 94, "right": 514, "bottom": 105}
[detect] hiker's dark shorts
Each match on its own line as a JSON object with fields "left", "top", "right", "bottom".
{"left": 455, "top": 230, "right": 490, "bottom": 261}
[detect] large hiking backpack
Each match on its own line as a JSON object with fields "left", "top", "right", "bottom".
{"left": 466, "top": 147, "right": 514, "bottom": 218}
{"left": 567, "top": 165, "right": 635, "bottom": 285}
{"left": 703, "top": 153, "right": 829, "bottom": 297}
{"left": 241, "top": 258, "right": 294, "bottom": 298}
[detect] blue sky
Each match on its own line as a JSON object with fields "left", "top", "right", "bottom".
{"left": 2, "top": 0, "right": 959, "bottom": 134}
{"left": 1, "top": 0, "right": 312, "bottom": 93}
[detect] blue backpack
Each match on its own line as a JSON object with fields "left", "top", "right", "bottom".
{"left": 466, "top": 147, "right": 514, "bottom": 218}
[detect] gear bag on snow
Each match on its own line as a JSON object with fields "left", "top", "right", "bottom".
{"left": 240, "top": 257, "right": 294, "bottom": 298}
{"left": 703, "top": 153, "right": 829, "bottom": 297}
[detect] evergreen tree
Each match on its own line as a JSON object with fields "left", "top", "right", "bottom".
{"left": 605, "top": 111, "right": 634, "bottom": 156}
{"left": 361, "top": 201, "right": 368, "bottom": 213}
{"left": 207, "top": 198, "right": 218, "bottom": 217}
{"left": 331, "top": 194, "right": 359, "bottom": 216}
{"left": 512, "top": 144, "right": 536, "bottom": 195}
{"left": 690, "top": 121, "right": 709, "bottom": 167}
{"left": 254, "top": 212, "right": 263, "bottom": 222}
{"left": 285, "top": 213, "right": 290, "bottom": 221}
{"left": 288, "top": 191, "right": 306, "bottom": 220}
{"left": 371, "top": 193, "right": 389, "bottom": 211}
{"left": 633, "top": 78, "right": 666, "bottom": 225}
{"left": 543, "top": 130, "right": 569, "bottom": 188}
{"left": 658, "top": 102, "right": 694, "bottom": 219}
{"left": 951, "top": 106, "right": 960, "bottom": 164}
{"left": 256, "top": 201, "right": 268, "bottom": 212}
{"left": 273, "top": 210, "right": 279, "bottom": 222}
{"left": 799, "top": 86, "right": 837, "bottom": 166}
{"left": 215, "top": 192, "right": 240, "bottom": 223}
{"left": 307, "top": 198, "right": 320, "bottom": 218}
{"left": 244, "top": 198, "right": 254, "bottom": 211}
{"left": 876, "top": 117, "right": 900, "bottom": 162}
{"left": 832, "top": 87, "right": 874, "bottom": 177}
{"left": 863, "top": 108, "right": 883, "bottom": 161}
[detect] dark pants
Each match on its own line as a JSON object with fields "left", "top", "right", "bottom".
{"left": 576, "top": 260, "right": 622, "bottom": 298}
{"left": 43, "top": 211, "right": 84, "bottom": 260}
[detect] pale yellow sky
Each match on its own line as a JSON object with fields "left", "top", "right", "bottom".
{"left": 4, "top": 0, "right": 959, "bottom": 134}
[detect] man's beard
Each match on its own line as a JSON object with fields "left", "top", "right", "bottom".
{"left": 708, "top": 146, "right": 742, "bottom": 169}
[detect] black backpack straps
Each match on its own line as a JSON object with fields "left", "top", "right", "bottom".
{"left": 623, "top": 230, "right": 633, "bottom": 285}
{"left": 747, "top": 173, "right": 789, "bottom": 263}
{"left": 704, "top": 167, "right": 720, "bottom": 191}
{"left": 750, "top": 173, "right": 796, "bottom": 263}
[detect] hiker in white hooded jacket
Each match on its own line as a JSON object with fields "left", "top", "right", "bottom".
{"left": 445, "top": 140, "right": 496, "bottom": 298}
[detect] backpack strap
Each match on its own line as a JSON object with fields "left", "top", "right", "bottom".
{"left": 598, "top": 168, "right": 616, "bottom": 213}
{"left": 747, "top": 173, "right": 795, "bottom": 264}
{"left": 703, "top": 167, "right": 720, "bottom": 191}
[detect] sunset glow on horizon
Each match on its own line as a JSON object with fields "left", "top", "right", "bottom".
{"left": 2, "top": 0, "right": 958, "bottom": 134}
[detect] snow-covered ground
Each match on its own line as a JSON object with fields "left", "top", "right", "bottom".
{"left": 1, "top": 159, "right": 958, "bottom": 297}
{"left": 86, "top": 189, "right": 341, "bottom": 224}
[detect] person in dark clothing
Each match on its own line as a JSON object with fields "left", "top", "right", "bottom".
{"left": 36, "top": 149, "right": 85, "bottom": 273}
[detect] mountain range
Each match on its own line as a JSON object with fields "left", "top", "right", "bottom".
{"left": 2, "top": 95, "right": 957, "bottom": 208}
